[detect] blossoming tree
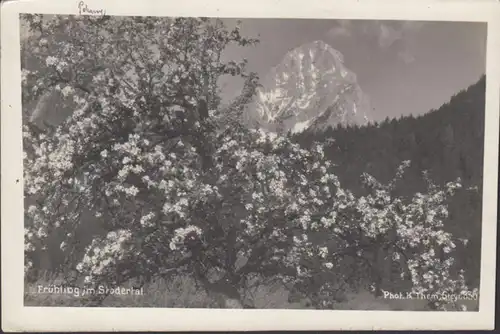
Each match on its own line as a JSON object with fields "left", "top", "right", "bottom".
{"left": 22, "top": 15, "right": 476, "bottom": 310}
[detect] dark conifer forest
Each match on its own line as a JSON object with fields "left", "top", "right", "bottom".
{"left": 293, "top": 74, "right": 486, "bottom": 288}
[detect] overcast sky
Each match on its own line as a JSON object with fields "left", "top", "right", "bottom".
{"left": 21, "top": 17, "right": 487, "bottom": 122}
{"left": 220, "top": 19, "right": 487, "bottom": 121}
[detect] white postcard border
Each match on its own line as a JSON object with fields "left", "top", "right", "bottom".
{"left": 2, "top": 0, "right": 499, "bottom": 331}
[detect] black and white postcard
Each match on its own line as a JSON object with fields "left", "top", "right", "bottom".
{"left": 2, "top": 0, "right": 499, "bottom": 331}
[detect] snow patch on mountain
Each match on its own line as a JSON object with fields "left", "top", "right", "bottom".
{"left": 245, "top": 40, "right": 371, "bottom": 133}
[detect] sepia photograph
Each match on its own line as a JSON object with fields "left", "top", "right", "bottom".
{"left": 2, "top": 0, "right": 499, "bottom": 331}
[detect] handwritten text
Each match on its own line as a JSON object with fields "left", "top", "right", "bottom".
{"left": 78, "top": 1, "right": 106, "bottom": 16}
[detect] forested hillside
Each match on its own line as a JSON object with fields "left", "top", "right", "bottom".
{"left": 294, "top": 75, "right": 486, "bottom": 288}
